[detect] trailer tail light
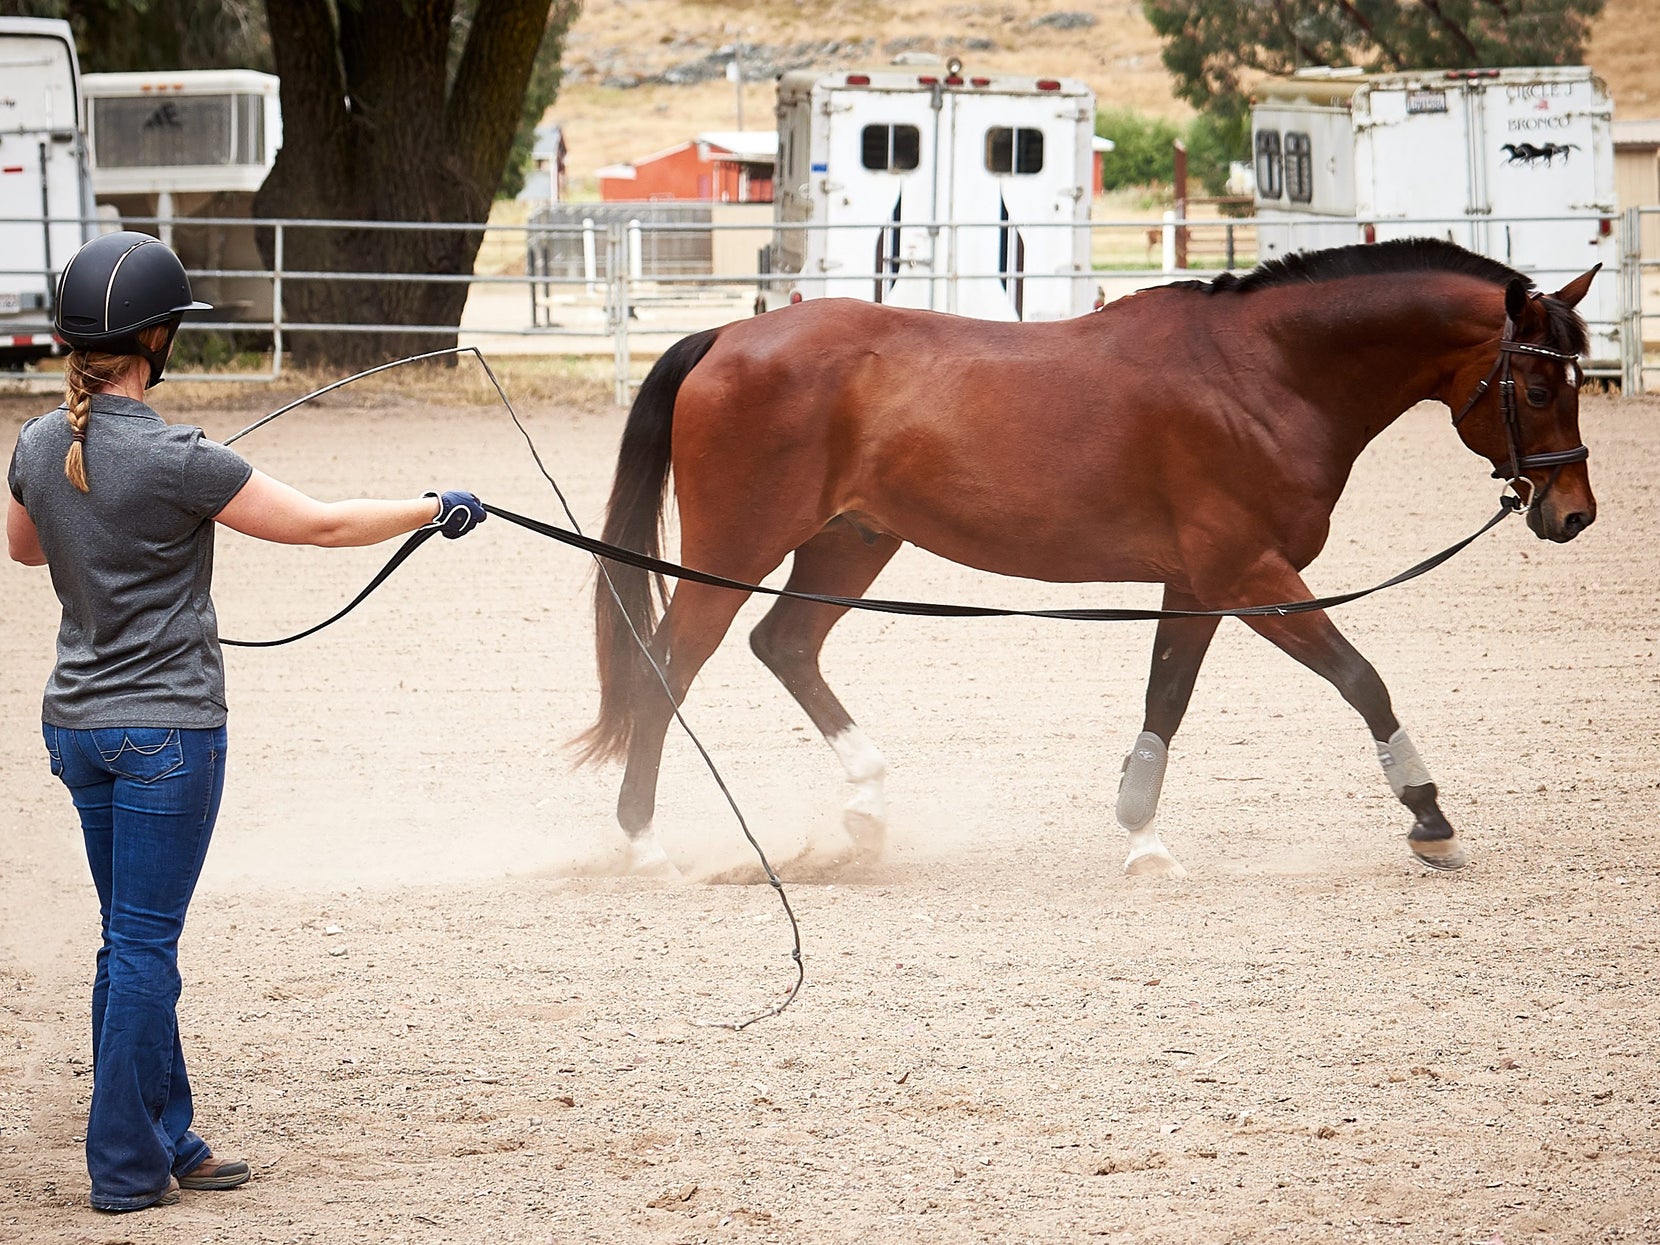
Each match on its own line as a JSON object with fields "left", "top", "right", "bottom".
{"left": 1445, "top": 69, "right": 1499, "bottom": 80}
{"left": 1363, "top": 223, "right": 1376, "bottom": 244}
{"left": 971, "top": 77, "right": 991, "bottom": 87}
{"left": 1037, "top": 80, "right": 1062, "bottom": 91}
{"left": 917, "top": 75, "right": 939, "bottom": 86}
{"left": 945, "top": 74, "right": 964, "bottom": 86}
{"left": 1599, "top": 217, "right": 1613, "bottom": 237}
{"left": 846, "top": 74, "right": 870, "bottom": 86}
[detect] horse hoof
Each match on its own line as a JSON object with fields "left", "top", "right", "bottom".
{"left": 1409, "top": 836, "right": 1468, "bottom": 871}
{"left": 1123, "top": 848, "right": 1188, "bottom": 880}
{"left": 625, "top": 835, "right": 681, "bottom": 880}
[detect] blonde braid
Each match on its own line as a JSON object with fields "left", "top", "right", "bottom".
{"left": 60, "top": 324, "right": 172, "bottom": 493}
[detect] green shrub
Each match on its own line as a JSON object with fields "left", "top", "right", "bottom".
{"left": 1095, "top": 107, "right": 1250, "bottom": 200}
{"left": 1095, "top": 107, "right": 1182, "bottom": 191}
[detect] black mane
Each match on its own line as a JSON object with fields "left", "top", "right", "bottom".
{"left": 1171, "top": 237, "right": 1525, "bottom": 295}
{"left": 1167, "top": 236, "right": 1587, "bottom": 354}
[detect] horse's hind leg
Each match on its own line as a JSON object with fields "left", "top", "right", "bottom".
{"left": 1119, "top": 590, "right": 1221, "bottom": 880}
{"left": 615, "top": 580, "right": 756, "bottom": 875}
{"left": 749, "top": 518, "right": 903, "bottom": 863}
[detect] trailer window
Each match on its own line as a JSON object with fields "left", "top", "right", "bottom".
{"left": 1284, "top": 131, "right": 1313, "bottom": 203}
{"left": 1254, "top": 130, "right": 1282, "bottom": 200}
{"left": 986, "top": 127, "right": 1044, "bottom": 175}
{"left": 861, "top": 125, "right": 920, "bottom": 172}
{"left": 92, "top": 94, "right": 239, "bottom": 168}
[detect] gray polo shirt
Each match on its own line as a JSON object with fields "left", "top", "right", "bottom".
{"left": 8, "top": 395, "right": 253, "bottom": 729}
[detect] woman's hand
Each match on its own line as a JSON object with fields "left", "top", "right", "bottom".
{"left": 423, "top": 491, "right": 487, "bottom": 539}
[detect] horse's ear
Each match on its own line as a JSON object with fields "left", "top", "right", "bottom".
{"left": 1551, "top": 264, "right": 1601, "bottom": 309}
{"left": 1504, "top": 277, "right": 1531, "bottom": 322}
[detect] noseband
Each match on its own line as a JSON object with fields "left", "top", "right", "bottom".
{"left": 1451, "top": 317, "right": 1588, "bottom": 504}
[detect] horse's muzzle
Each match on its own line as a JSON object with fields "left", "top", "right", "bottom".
{"left": 1527, "top": 496, "right": 1596, "bottom": 543}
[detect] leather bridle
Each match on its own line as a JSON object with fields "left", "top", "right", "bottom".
{"left": 1451, "top": 316, "right": 1588, "bottom": 506}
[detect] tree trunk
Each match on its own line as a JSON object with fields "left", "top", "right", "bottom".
{"left": 254, "top": 0, "right": 569, "bottom": 370}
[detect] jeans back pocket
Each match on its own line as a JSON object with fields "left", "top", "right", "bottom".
{"left": 91, "top": 728, "right": 185, "bottom": 784}
{"left": 42, "top": 724, "right": 63, "bottom": 777}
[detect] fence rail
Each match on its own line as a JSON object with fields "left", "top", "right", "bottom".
{"left": 1, "top": 208, "right": 1652, "bottom": 402}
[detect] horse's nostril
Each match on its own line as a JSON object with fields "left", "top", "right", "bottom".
{"left": 1563, "top": 511, "right": 1591, "bottom": 535}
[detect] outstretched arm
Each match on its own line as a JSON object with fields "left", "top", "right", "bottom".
{"left": 214, "top": 469, "right": 443, "bottom": 548}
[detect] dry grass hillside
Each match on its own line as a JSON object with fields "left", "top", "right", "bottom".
{"left": 552, "top": 0, "right": 1658, "bottom": 192}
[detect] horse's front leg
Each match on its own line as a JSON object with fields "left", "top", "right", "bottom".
{"left": 1235, "top": 577, "right": 1465, "bottom": 871}
{"left": 1118, "top": 591, "right": 1221, "bottom": 880}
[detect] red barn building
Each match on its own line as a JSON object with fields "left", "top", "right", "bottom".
{"left": 597, "top": 131, "right": 776, "bottom": 203}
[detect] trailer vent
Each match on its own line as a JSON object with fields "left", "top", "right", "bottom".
{"left": 91, "top": 92, "right": 265, "bottom": 169}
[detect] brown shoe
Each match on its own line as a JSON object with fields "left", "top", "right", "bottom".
{"left": 178, "top": 1156, "right": 251, "bottom": 1190}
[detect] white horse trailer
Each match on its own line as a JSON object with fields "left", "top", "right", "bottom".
{"left": 0, "top": 17, "right": 95, "bottom": 364}
{"left": 83, "top": 70, "right": 281, "bottom": 326}
{"left": 1252, "top": 66, "right": 1618, "bottom": 373}
{"left": 761, "top": 65, "right": 1095, "bottom": 321}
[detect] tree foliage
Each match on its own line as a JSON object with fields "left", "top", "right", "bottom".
{"left": 4, "top": 0, "right": 578, "bottom": 366}
{"left": 1096, "top": 108, "right": 1249, "bottom": 198}
{"left": 0, "top": 0, "right": 271, "bottom": 72}
{"left": 1144, "top": 0, "right": 1608, "bottom": 123}
{"left": 495, "top": 14, "right": 569, "bottom": 200}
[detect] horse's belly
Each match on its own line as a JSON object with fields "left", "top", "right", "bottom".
{"left": 873, "top": 504, "right": 1175, "bottom": 587}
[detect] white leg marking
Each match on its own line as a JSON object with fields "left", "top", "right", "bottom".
{"left": 1123, "top": 826, "right": 1188, "bottom": 880}
{"left": 828, "top": 725, "right": 887, "bottom": 822}
{"left": 624, "top": 826, "right": 679, "bottom": 879}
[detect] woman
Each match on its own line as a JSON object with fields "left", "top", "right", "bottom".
{"left": 6, "top": 231, "right": 486, "bottom": 1212}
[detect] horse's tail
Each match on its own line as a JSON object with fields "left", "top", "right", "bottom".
{"left": 573, "top": 327, "right": 721, "bottom": 765}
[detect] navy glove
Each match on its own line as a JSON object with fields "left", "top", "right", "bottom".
{"left": 423, "top": 490, "right": 487, "bottom": 539}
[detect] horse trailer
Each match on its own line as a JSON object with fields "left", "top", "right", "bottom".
{"left": 0, "top": 16, "right": 96, "bottom": 365}
{"left": 82, "top": 70, "right": 282, "bottom": 328}
{"left": 759, "top": 64, "right": 1096, "bottom": 321}
{"left": 1251, "top": 66, "right": 1618, "bottom": 372}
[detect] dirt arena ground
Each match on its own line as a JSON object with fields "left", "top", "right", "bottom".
{"left": 1, "top": 373, "right": 1657, "bottom": 1244}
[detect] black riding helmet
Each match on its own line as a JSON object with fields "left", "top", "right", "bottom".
{"left": 53, "top": 231, "right": 211, "bottom": 387}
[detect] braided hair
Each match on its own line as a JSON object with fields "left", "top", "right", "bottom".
{"left": 60, "top": 323, "right": 172, "bottom": 493}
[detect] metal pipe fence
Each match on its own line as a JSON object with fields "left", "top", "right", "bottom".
{"left": 0, "top": 208, "right": 1649, "bottom": 402}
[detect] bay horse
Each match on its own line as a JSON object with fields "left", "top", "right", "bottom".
{"left": 577, "top": 238, "right": 1597, "bottom": 879}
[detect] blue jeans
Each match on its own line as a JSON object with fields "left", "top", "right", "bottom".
{"left": 44, "top": 723, "right": 227, "bottom": 1210}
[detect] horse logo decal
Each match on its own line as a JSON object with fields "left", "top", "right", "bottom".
{"left": 1502, "top": 141, "right": 1579, "bottom": 166}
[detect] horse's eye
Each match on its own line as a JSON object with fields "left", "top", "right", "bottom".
{"left": 1525, "top": 386, "right": 1550, "bottom": 407}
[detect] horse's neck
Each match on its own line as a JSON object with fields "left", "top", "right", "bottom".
{"left": 1276, "top": 284, "right": 1493, "bottom": 455}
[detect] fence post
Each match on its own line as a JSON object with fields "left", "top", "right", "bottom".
{"left": 608, "top": 223, "right": 631, "bottom": 406}
{"left": 1625, "top": 206, "right": 1647, "bottom": 395}
{"left": 628, "top": 218, "right": 643, "bottom": 282}
{"left": 1161, "top": 211, "right": 1176, "bottom": 273}
{"left": 271, "top": 222, "right": 284, "bottom": 380}
{"left": 527, "top": 220, "right": 542, "bottom": 327}
{"left": 583, "top": 217, "right": 598, "bottom": 295}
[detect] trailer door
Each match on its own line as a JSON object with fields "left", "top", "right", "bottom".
{"left": 0, "top": 24, "right": 90, "bottom": 335}
{"left": 1357, "top": 82, "right": 1482, "bottom": 247}
{"left": 1479, "top": 73, "right": 1617, "bottom": 365}
{"left": 820, "top": 85, "right": 943, "bottom": 309}
{"left": 947, "top": 89, "right": 1090, "bottom": 320}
